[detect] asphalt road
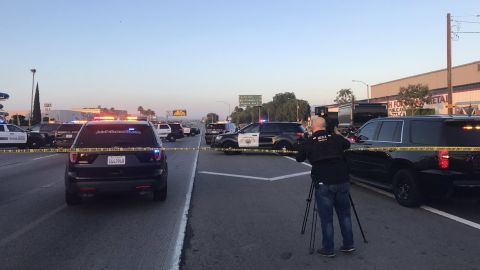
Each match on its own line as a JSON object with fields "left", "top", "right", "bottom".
{"left": 0, "top": 135, "right": 201, "bottom": 270}
{"left": 182, "top": 140, "right": 480, "bottom": 269}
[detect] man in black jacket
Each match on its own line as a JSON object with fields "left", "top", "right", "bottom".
{"left": 296, "top": 116, "right": 354, "bottom": 258}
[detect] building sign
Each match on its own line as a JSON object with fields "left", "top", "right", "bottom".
{"left": 172, "top": 110, "right": 187, "bottom": 116}
{"left": 239, "top": 95, "right": 262, "bottom": 107}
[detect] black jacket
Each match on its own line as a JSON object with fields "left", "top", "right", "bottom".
{"left": 296, "top": 130, "right": 351, "bottom": 185}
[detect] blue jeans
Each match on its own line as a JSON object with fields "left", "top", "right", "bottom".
{"left": 315, "top": 181, "right": 354, "bottom": 252}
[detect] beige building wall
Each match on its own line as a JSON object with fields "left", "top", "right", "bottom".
{"left": 371, "top": 61, "right": 480, "bottom": 98}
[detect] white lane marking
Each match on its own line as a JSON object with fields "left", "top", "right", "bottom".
{"left": 284, "top": 156, "right": 311, "bottom": 167}
{"left": 32, "top": 154, "right": 58, "bottom": 160}
{"left": 421, "top": 206, "right": 480, "bottom": 230}
{"left": 0, "top": 204, "right": 66, "bottom": 248}
{"left": 199, "top": 170, "right": 311, "bottom": 181}
{"left": 270, "top": 171, "right": 311, "bottom": 181}
{"left": 199, "top": 171, "right": 270, "bottom": 181}
{"left": 285, "top": 156, "right": 480, "bottom": 231}
{"left": 170, "top": 135, "right": 201, "bottom": 270}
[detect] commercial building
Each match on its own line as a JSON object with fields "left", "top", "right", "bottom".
{"left": 369, "top": 60, "right": 480, "bottom": 116}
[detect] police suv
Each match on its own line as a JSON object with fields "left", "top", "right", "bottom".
{"left": 211, "top": 122, "right": 306, "bottom": 154}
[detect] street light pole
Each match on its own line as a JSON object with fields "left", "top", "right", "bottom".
{"left": 29, "top": 69, "right": 36, "bottom": 126}
{"left": 352, "top": 80, "right": 369, "bottom": 103}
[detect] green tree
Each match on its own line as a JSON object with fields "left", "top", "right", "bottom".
{"left": 334, "top": 88, "right": 355, "bottom": 105}
{"left": 137, "top": 106, "right": 145, "bottom": 116}
{"left": 32, "top": 83, "right": 41, "bottom": 125}
{"left": 9, "top": 115, "right": 28, "bottom": 126}
{"left": 397, "top": 84, "right": 432, "bottom": 115}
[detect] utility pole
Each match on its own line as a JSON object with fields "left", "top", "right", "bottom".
{"left": 447, "top": 13, "right": 453, "bottom": 115}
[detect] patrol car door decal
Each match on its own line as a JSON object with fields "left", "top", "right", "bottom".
{"left": 238, "top": 133, "right": 260, "bottom": 148}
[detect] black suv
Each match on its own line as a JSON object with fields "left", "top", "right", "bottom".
{"left": 166, "top": 123, "right": 185, "bottom": 142}
{"left": 205, "top": 122, "right": 237, "bottom": 145}
{"left": 212, "top": 122, "right": 306, "bottom": 154}
{"left": 65, "top": 120, "right": 168, "bottom": 205}
{"left": 346, "top": 115, "right": 480, "bottom": 207}
{"left": 54, "top": 123, "right": 83, "bottom": 148}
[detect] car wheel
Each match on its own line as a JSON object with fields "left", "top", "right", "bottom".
{"left": 222, "top": 141, "right": 238, "bottom": 155}
{"left": 65, "top": 191, "right": 82, "bottom": 206}
{"left": 153, "top": 184, "right": 167, "bottom": 202}
{"left": 392, "top": 169, "right": 423, "bottom": 207}
{"left": 275, "top": 141, "right": 293, "bottom": 156}
{"left": 167, "top": 135, "right": 176, "bottom": 142}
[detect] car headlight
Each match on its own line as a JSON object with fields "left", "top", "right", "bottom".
{"left": 216, "top": 135, "right": 222, "bottom": 140}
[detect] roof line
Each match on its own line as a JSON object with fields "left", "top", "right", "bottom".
{"left": 371, "top": 60, "right": 480, "bottom": 87}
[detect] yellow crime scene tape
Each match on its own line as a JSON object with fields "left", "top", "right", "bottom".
{"left": 0, "top": 147, "right": 298, "bottom": 154}
{"left": 1, "top": 146, "right": 480, "bottom": 154}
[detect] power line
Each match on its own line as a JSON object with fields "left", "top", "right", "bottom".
{"left": 452, "top": 20, "right": 480, "bottom": 24}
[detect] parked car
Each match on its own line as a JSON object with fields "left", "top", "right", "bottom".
{"left": 212, "top": 122, "right": 306, "bottom": 155}
{"left": 54, "top": 123, "right": 83, "bottom": 148}
{"left": 205, "top": 122, "right": 237, "bottom": 145}
{"left": 0, "top": 123, "right": 28, "bottom": 148}
{"left": 29, "top": 123, "right": 61, "bottom": 146}
{"left": 346, "top": 115, "right": 480, "bottom": 207}
{"left": 166, "top": 123, "right": 184, "bottom": 142}
{"left": 154, "top": 124, "right": 171, "bottom": 140}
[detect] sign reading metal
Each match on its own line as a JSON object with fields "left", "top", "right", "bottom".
{"left": 239, "top": 95, "right": 262, "bottom": 107}
{"left": 172, "top": 110, "right": 187, "bottom": 116}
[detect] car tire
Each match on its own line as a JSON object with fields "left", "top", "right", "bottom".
{"left": 153, "top": 184, "right": 167, "bottom": 202}
{"left": 392, "top": 169, "right": 423, "bottom": 207}
{"left": 222, "top": 141, "right": 238, "bottom": 155}
{"left": 65, "top": 191, "right": 82, "bottom": 206}
{"left": 167, "top": 135, "right": 176, "bottom": 142}
{"left": 275, "top": 141, "right": 293, "bottom": 156}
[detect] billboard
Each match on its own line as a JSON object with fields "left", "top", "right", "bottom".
{"left": 172, "top": 109, "right": 187, "bottom": 116}
{"left": 239, "top": 95, "right": 262, "bottom": 107}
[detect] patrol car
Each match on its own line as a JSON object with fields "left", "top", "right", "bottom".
{"left": 211, "top": 122, "right": 307, "bottom": 154}
{"left": 65, "top": 116, "right": 168, "bottom": 205}
{"left": 0, "top": 123, "right": 28, "bottom": 148}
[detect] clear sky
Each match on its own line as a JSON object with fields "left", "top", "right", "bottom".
{"left": 1, "top": 0, "right": 479, "bottom": 119}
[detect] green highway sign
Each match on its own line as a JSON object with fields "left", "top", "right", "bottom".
{"left": 239, "top": 95, "right": 262, "bottom": 107}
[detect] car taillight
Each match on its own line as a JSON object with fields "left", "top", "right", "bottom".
{"left": 69, "top": 152, "right": 79, "bottom": 163}
{"left": 438, "top": 149, "right": 449, "bottom": 169}
{"left": 153, "top": 149, "right": 162, "bottom": 161}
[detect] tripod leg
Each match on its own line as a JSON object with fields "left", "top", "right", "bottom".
{"left": 301, "top": 180, "right": 315, "bottom": 234}
{"left": 349, "top": 194, "right": 368, "bottom": 243}
{"left": 309, "top": 195, "right": 318, "bottom": 254}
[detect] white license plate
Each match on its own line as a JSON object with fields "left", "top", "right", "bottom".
{"left": 66, "top": 134, "right": 73, "bottom": 138}
{"left": 107, "top": 156, "right": 126, "bottom": 165}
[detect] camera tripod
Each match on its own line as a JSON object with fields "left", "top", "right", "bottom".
{"left": 301, "top": 179, "right": 368, "bottom": 254}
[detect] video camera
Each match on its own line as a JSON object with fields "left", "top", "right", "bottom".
{"left": 314, "top": 106, "right": 338, "bottom": 135}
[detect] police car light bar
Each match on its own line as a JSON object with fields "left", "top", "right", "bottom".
{"left": 94, "top": 116, "right": 115, "bottom": 121}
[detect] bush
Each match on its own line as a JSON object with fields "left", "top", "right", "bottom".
{"left": 406, "top": 108, "right": 436, "bottom": 116}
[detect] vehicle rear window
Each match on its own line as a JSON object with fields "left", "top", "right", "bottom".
{"left": 58, "top": 124, "right": 83, "bottom": 131}
{"left": 261, "top": 123, "right": 280, "bottom": 133}
{"left": 207, "top": 124, "right": 226, "bottom": 130}
{"left": 159, "top": 124, "right": 170, "bottom": 129}
{"left": 410, "top": 121, "right": 442, "bottom": 145}
{"left": 377, "top": 121, "right": 402, "bottom": 142}
{"left": 443, "top": 120, "right": 480, "bottom": 146}
{"left": 169, "top": 124, "right": 182, "bottom": 131}
{"left": 281, "top": 123, "right": 305, "bottom": 133}
{"left": 76, "top": 124, "right": 157, "bottom": 148}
